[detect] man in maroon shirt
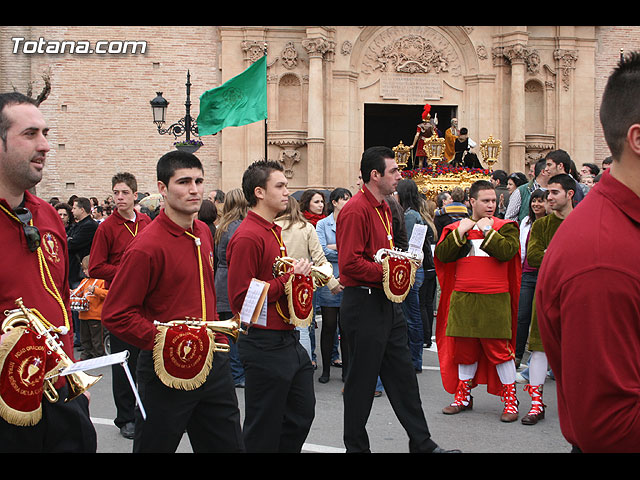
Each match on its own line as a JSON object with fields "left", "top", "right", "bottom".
{"left": 0, "top": 92, "right": 96, "bottom": 452}
{"left": 337, "top": 146, "right": 453, "bottom": 453}
{"left": 89, "top": 172, "right": 151, "bottom": 439}
{"left": 101, "top": 151, "right": 243, "bottom": 453}
{"left": 537, "top": 51, "right": 640, "bottom": 453}
{"left": 227, "top": 160, "right": 314, "bottom": 453}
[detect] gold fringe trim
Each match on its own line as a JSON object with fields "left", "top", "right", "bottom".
{"left": 381, "top": 256, "right": 417, "bottom": 303}
{"left": 153, "top": 326, "right": 215, "bottom": 391}
{"left": 0, "top": 327, "right": 43, "bottom": 426}
{"left": 283, "top": 275, "right": 313, "bottom": 328}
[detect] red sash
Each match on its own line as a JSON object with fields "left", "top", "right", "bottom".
{"left": 453, "top": 228, "right": 510, "bottom": 293}
{"left": 434, "top": 217, "right": 521, "bottom": 396}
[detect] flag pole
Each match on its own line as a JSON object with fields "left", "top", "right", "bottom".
{"left": 264, "top": 43, "right": 268, "bottom": 161}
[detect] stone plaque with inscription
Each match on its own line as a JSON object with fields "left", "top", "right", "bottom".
{"left": 380, "top": 73, "right": 442, "bottom": 102}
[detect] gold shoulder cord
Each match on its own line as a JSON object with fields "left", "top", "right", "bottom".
{"left": 184, "top": 231, "right": 206, "bottom": 322}
{"left": 0, "top": 204, "right": 69, "bottom": 332}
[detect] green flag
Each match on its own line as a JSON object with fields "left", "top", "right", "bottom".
{"left": 197, "top": 55, "right": 267, "bottom": 136}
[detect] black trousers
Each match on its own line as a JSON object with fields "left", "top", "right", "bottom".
{"left": 238, "top": 327, "right": 315, "bottom": 453}
{"left": 110, "top": 332, "right": 139, "bottom": 428}
{"left": 340, "top": 286, "right": 438, "bottom": 453}
{"left": 0, "top": 384, "right": 97, "bottom": 453}
{"left": 133, "top": 349, "right": 244, "bottom": 453}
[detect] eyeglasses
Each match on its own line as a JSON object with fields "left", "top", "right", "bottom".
{"left": 14, "top": 207, "right": 41, "bottom": 252}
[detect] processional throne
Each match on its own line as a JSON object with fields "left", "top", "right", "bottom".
{"left": 394, "top": 134, "right": 502, "bottom": 201}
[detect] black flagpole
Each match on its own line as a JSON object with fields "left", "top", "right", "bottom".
{"left": 264, "top": 43, "right": 268, "bottom": 161}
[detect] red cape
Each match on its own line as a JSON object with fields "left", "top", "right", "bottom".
{"left": 434, "top": 217, "right": 521, "bottom": 396}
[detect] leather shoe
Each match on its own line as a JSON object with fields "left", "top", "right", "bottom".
{"left": 318, "top": 375, "right": 329, "bottom": 384}
{"left": 120, "top": 422, "right": 135, "bottom": 439}
{"left": 442, "top": 397, "right": 473, "bottom": 415}
{"left": 431, "top": 446, "right": 462, "bottom": 453}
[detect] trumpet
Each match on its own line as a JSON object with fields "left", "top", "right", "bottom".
{"left": 2, "top": 298, "right": 102, "bottom": 404}
{"left": 374, "top": 248, "right": 424, "bottom": 266}
{"left": 273, "top": 256, "right": 335, "bottom": 289}
{"left": 153, "top": 316, "right": 243, "bottom": 352}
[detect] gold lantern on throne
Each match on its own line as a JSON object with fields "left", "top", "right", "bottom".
{"left": 393, "top": 141, "right": 412, "bottom": 170}
{"left": 424, "top": 133, "right": 446, "bottom": 169}
{"left": 480, "top": 135, "right": 502, "bottom": 171}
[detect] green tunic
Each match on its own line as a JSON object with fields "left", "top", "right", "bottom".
{"left": 435, "top": 222, "right": 520, "bottom": 338}
{"left": 526, "top": 213, "right": 564, "bottom": 351}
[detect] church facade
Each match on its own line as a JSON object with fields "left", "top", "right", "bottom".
{"left": 0, "top": 26, "right": 634, "bottom": 200}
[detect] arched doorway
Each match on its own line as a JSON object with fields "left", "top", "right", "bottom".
{"left": 364, "top": 103, "right": 457, "bottom": 154}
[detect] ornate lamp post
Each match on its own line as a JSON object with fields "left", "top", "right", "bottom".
{"left": 480, "top": 135, "right": 502, "bottom": 172}
{"left": 150, "top": 71, "right": 203, "bottom": 153}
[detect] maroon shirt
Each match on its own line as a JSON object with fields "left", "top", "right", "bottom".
{"left": 336, "top": 185, "right": 392, "bottom": 288}
{"left": 226, "top": 210, "right": 293, "bottom": 330}
{"left": 0, "top": 192, "right": 75, "bottom": 361}
{"left": 88, "top": 209, "right": 152, "bottom": 287}
{"left": 537, "top": 170, "right": 640, "bottom": 453}
{"left": 101, "top": 209, "right": 223, "bottom": 350}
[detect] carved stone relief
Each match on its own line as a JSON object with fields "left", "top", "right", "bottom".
{"left": 554, "top": 49, "right": 578, "bottom": 91}
{"left": 359, "top": 26, "right": 462, "bottom": 89}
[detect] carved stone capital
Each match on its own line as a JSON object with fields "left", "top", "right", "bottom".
{"left": 302, "top": 37, "right": 334, "bottom": 58}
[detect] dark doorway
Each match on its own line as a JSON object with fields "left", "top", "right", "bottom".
{"left": 364, "top": 103, "right": 457, "bottom": 153}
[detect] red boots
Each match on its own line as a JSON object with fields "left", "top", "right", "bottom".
{"left": 442, "top": 379, "right": 473, "bottom": 414}
{"left": 521, "top": 384, "right": 545, "bottom": 425}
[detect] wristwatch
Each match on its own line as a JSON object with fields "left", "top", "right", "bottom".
{"left": 482, "top": 225, "right": 492, "bottom": 235}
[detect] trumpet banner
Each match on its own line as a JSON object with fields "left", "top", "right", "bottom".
{"left": 0, "top": 326, "right": 60, "bottom": 426}
{"left": 381, "top": 255, "right": 417, "bottom": 303}
{"left": 282, "top": 273, "right": 314, "bottom": 327}
{"left": 153, "top": 324, "right": 215, "bottom": 391}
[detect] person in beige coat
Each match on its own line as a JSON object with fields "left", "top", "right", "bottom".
{"left": 275, "top": 196, "right": 339, "bottom": 362}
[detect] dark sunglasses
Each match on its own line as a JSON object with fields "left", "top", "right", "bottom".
{"left": 14, "top": 207, "right": 41, "bottom": 252}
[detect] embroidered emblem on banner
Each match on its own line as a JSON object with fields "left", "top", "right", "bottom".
{"left": 0, "top": 326, "right": 59, "bottom": 426}
{"left": 153, "top": 324, "right": 214, "bottom": 391}
{"left": 381, "top": 255, "right": 417, "bottom": 303}
{"left": 282, "top": 273, "right": 314, "bottom": 327}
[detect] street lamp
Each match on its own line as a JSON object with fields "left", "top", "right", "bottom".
{"left": 150, "top": 70, "right": 202, "bottom": 152}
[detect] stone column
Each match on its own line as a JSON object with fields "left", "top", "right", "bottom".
{"left": 302, "top": 37, "right": 331, "bottom": 187}
{"left": 505, "top": 43, "right": 527, "bottom": 173}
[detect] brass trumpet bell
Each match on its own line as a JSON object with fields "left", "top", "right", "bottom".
{"left": 273, "top": 256, "right": 334, "bottom": 289}
{"left": 2, "top": 298, "right": 102, "bottom": 404}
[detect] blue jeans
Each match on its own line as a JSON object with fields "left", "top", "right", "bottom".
{"left": 401, "top": 267, "right": 425, "bottom": 371}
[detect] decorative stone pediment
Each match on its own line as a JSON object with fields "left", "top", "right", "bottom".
{"left": 359, "top": 26, "right": 462, "bottom": 88}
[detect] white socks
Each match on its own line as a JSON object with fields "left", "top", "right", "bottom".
{"left": 458, "top": 362, "right": 478, "bottom": 381}
{"left": 528, "top": 351, "right": 548, "bottom": 386}
{"left": 458, "top": 359, "right": 517, "bottom": 385}
{"left": 496, "top": 360, "right": 516, "bottom": 385}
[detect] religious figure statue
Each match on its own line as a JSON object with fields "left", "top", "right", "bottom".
{"left": 444, "top": 117, "right": 459, "bottom": 162}
{"left": 410, "top": 104, "right": 438, "bottom": 169}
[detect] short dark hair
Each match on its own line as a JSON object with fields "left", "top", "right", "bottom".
{"left": 112, "top": 172, "right": 138, "bottom": 192}
{"left": 602, "top": 156, "right": 613, "bottom": 166}
{"left": 491, "top": 169, "right": 508, "bottom": 186}
{"left": 599, "top": 51, "right": 640, "bottom": 159}
{"left": 241, "top": 159, "right": 284, "bottom": 207}
{"left": 327, "top": 187, "right": 352, "bottom": 214}
{"left": 74, "top": 197, "right": 92, "bottom": 214}
{"left": 360, "top": 146, "right": 394, "bottom": 183}
{"left": 547, "top": 173, "right": 576, "bottom": 195}
{"left": 0, "top": 92, "right": 38, "bottom": 144}
{"left": 534, "top": 158, "right": 547, "bottom": 178}
{"left": 545, "top": 149, "right": 572, "bottom": 173}
{"left": 468, "top": 179, "right": 494, "bottom": 200}
{"left": 157, "top": 150, "right": 203, "bottom": 186}
{"left": 581, "top": 162, "right": 600, "bottom": 176}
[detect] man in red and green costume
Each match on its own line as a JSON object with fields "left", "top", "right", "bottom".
{"left": 434, "top": 180, "right": 521, "bottom": 422}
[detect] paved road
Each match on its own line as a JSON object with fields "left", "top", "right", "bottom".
{"left": 82, "top": 334, "right": 572, "bottom": 454}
